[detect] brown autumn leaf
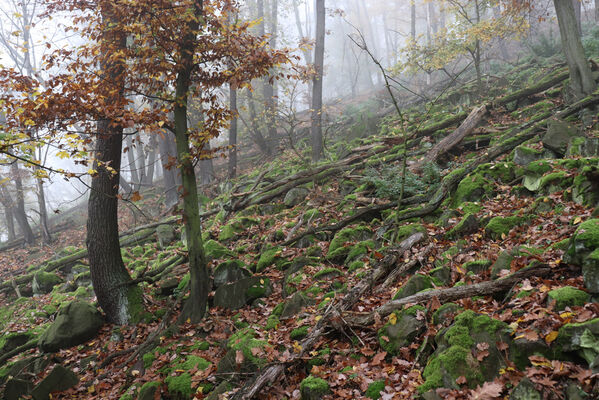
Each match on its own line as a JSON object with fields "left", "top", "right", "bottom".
{"left": 235, "top": 350, "right": 244, "bottom": 365}
{"left": 456, "top": 375, "right": 468, "bottom": 385}
{"left": 468, "top": 381, "right": 503, "bottom": 399}
{"left": 372, "top": 351, "right": 387, "bottom": 366}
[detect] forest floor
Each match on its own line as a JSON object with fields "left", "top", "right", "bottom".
{"left": 0, "top": 55, "right": 599, "bottom": 400}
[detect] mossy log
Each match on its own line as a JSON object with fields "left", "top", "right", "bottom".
{"left": 230, "top": 233, "right": 425, "bottom": 400}
{"left": 0, "top": 339, "right": 37, "bottom": 367}
{"left": 412, "top": 104, "right": 488, "bottom": 173}
{"left": 346, "top": 262, "right": 551, "bottom": 327}
{"left": 494, "top": 68, "right": 569, "bottom": 107}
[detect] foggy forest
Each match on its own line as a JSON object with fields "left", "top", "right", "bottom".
{"left": 0, "top": 0, "right": 598, "bottom": 399}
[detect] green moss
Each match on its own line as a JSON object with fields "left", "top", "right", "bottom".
{"left": 393, "top": 274, "right": 435, "bottom": 300}
{"left": 327, "top": 225, "right": 372, "bottom": 260}
{"left": 178, "top": 355, "right": 211, "bottom": 371}
{"left": 365, "top": 380, "right": 386, "bottom": 399}
{"left": 290, "top": 326, "right": 309, "bottom": 340}
{"left": 394, "top": 223, "right": 426, "bottom": 242}
{"left": 420, "top": 345, "right": 482, "bottom": 392}
{"left": 573, "top": 219, "right": 599, "bottom": 250}
{"left": 165, "top": 373, "right": 193, "bottom": 399}
{"left": 130, "top": 246, "right": 144, "bottom": 257}
{"left": 459, "top": 202, "right": 482, "bottom": 215}
{"left": 462, "top": 260, "right": 492, "bottom": 274}
{"left": 539, "top": 171, "right": 571, "bottom": 192}
{"left": 348, "top": 260, "right": 365, "bottom": 273}
{"left": 485, "top": 215, "right": 523, "bottom": 239}
{"left": 143, "top": 352, "right": 156, "bottom": 368}
{"left": 313, "top": 268, "right": 342, "bottom": 280}
{"left": 227, "top": 328, "right": 266, "bottom": 367}
{"left": 203, "top": 240, "right": 235, "bottom": 261}
{"left": 525, "top": 160, "right": 553, "bottom": 175}
{"left": 451, "top": 173, "right": 492, "bottom": 207}
{"left": 300, "top": 375, "right": 330, "bottom": 398}
{"left": 345, "top": 240, "right": 375, "bottom": 263}
{"left": 138, "top": 381, "right": 160, "bottom": 398}
{"left": 256, "top": 247, "right": 282, "bottom": 272}
{"left": 548, "top": 286, "right": 590, "bottom": 310}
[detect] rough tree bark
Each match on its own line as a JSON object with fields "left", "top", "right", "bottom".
{"left": 10, "top": 161, "right": 34, "bottom": 245}
{"left": 158, "top": 131, "right": 180, "bottom": 208}
{"left": 228, "top": 84, "right": 238, "bottom": 178}
{"left": 87, "top": 4, "right": 143, "bottom": 325}
{"left": 173, "top": 0, "right": 210, "bottom": 323}
{"left": 311, "top": 0, "right": 325, "bottom": 162}
{"left": 554, "top": 0, "right": 597, "bottom": 99}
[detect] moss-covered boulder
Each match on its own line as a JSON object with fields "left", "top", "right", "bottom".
{"left": 213, "top": 276, "right": 272, "bottom": 310}
{"left": 4, "top": 377, "right": 32, "bottom": 400}
{"left": 255, "top": 247, "right": 283, "bottom": 272}
{"left": 156, "top": 224, "right": 176, "bottom": 249}
{"left": 344, "top": 240, "right": 375, "bottom": 264}
{"left": 299, "top": 375, "right": 330, "bottom": 400}
{"left": 547, "top": 286, "right": 590, "bottom": 311}
{"left": 30, "top": 364, "right": 79, "bottom": 400}
{"left": 490, "top": 249, "right": 516, "bottom": 278}
{"left": 567, "top": 137, "right": 599, "bottom": 157}
{"left": 451, "top": 173, "right": 493, "bottom": 207}
{"left": 510, "top": 378, "right": 541, "bottom": 400}
{"left": 38, "top": 301, "right": 104, "bottom": 353}
{"left": 484, "top": 216, "right": 523, "bottom": 240}
{"left": 573, "top": 165, "right": 599, "bottom": 207}
{"left": 543, "top": 119, "right": 581, "bottom": 156}
{"left": 165, "top": 373, "right": 193, "bottom": 399}
{"left": 513, "top": 145, "right": 544, "bottom": 166}
{"left": 420, "top": 310, "right": 512, "bottom": 392}
{"left": 216, "top": 328, "right": 266, "bottom": 379}
{"left": 326, "top": 225, "right": 372, "bottom": 262}
{"left": 213, "top": 260, "right": 251, "bottom": 288}
{"left": 462, "top": 260, "right": 492, "bottom": 275}
{"left": 445, "top": 214, "right": 479, "bottom": 239}
{"left": 218, "top": 217, "right": 260, "bottom": 242}
{"left": 32, "top": 271, "right": 63, "bottom": 295}
{"left": 565, "top": 219, "right": 599, "bottom": 293}
{"left": 522, "top": 160, "right": 553, "bottom": 191}
{"left": 281, "top": 291, "right": 313, "bottom": 318}
{"left": 284, "top": 187, "right": 309, "bottom": 207}
{"left": 365, "top": 380, "right": 386, "bottom": 399}
{"left": 204, "top": 240, "right": 235, "bottom": 261}
{"left": 393, "top": 274, "right": 436, "bottom": 300}
{"left": 137, "top": 381, "right": 160, "bottom": 400}
{"left": 432, "top": 303, "right": 462, "bottom": 325}
{"left": 378, "top": 305, "right": 426, "bottom": 355}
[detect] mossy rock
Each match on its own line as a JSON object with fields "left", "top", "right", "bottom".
{"left": 547, "top": 286, "right": 590, "bottom": 311}
{"left": 543, "top": 119, "right": 581, "bottom": 156}
{"left": 378, "top": 305, "right": 426, "bottom": 355}
{"left": 393, "top": 223, "right": 426, "bottom": 243}
{"left": 510, "top": 378, "right": 542, "bottom": 400}
{"left": 476, "top": 162, "right": 517, "bottom": 183}
{"left": 490, "top": 249, "right": 516, "bottom": 279}
{"left": 554, "top": 318, "right": 599, "bottom": 365}
{"left": 523, "top": 160, "right": 554, "bottom": 191}
{"left": 32, "top": 271, "right": 63, "bottom": 295}
{"left": 344, "top": 240, "right": 375, "bottom": 264}
{"left": 432, "top": 303, "right": 462, "bottom": 325}
{"left": 165, "top": 373, "right": 193, "bottom": 400}
{"left": 429, "top": 266, "right": 450, "bottom": 285}
{"left": 393, "top": 274, "right": 437, "bottom": 300}
{"left": 313, "top": 267, "right": 342, "bottom": 280}
{"left": 451, "top": 173, "right": 493, "bottom": 207}
{"left": 281, "top": 292, "right": 313, "bottom": 318}
{"left": 213, "top": 276, "right": 272, "bottom": 310}
{"left": 573, "top": 165, "right": 599, "bottom": 207}
{"left": 204, "top": 240, "right": 235, "bottom": 261}
{"left": 484, "top": 216, "right": 523, "bottom": 240}
{"left": 539, "top": 171, "right": 572, "bottom": 193}
{"left": 290, "top": 326, "right": 309, "bottom": 340}
{"left": 255, "top": 247, "right": 283, "bottom": 272}
{"left": 513, "top": 145, "right": 544, "bottom": 166}
{"left": 137, "top": 381, "right": 161, "bottom": 400}
{"left": 327, "top": 225, "right": 373, "bottom": 262}
{"left": 445, "top": 214, "right": 479, "bottom": 239}
{"left": 213, "top": 260, "right": 251, "bottom": 288}
{"left": 420, "top": 310, "right": 512, "bottom": 392}
{"left": 299, "top": 375, "right": 330, "bottom": 400}
{"left": 217, "top": 328, "right": 266, "bottom": 380}
{"left": 565, "top": 219, "right": 599, "bottom": 293}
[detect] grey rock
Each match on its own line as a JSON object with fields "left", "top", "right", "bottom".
{"left": 4, "top": 378, "right": 33, "bottom": 400}
{"left": 31, "top": 365, "right": 79, "bottom": 400}
{"left": 213, "top": 260, "right": 251, "bottom": 288}
{"left": 543, "top": 119, "right": 581, "bottom": 156}
{"left": 38, "top": 301, "right": 103, "bottom": 353}
{"left": 281, "top": 292, "right": 312, "bottom": 318}
{"left": 284, "top": 187, "right": 309, "bottom": 208}
{"left": 213, "top": 276, "right": 272, "bottom": 310}
{"left": 510, "top": 378, "right": 541, "bottom": 400}
{"left": 155, "top": 224, "right": 176, "bottom": 249}
{"left": 513, "top": 146, "right": 544, "bottom": 166}
{"left": 32, "top": 272, "right": 63, "bottom": 295}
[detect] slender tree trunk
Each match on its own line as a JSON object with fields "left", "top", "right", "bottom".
{"left": 228, "top": 85, "right": 238, "bottom": 178}
{"left": 87, "top": 6, "right": 143, "bottom": 325}
{"left": 174, "top": 0, "right": 210, "bottom": 323}
{"left": 5, "top": 207, "right": 15, "bottom": 242}
{"left": 555, "top": 0, "right": 597, "bottom": 99}
{"left": 200, "top": 141, "right": 214, "bottom": 186}
{"left": 120, "top": 175, "right": 133, "bottom": 194}
{"left": 572, "top": 0, "right": 582, "bottom": 35}
{"left": 246, "top": 89, "right": 272, "bottom": 155}
{"left": 411, "top": 1, "right": 416, "bottom": 40}
{"left": 158, "top": 131, "right": 180, "bottom": 208}
{"left": 596, "top": 0, "right": 599, "bottom": 22}
{"left": 311, "top": 0, "right": 325, "bottom": 162}
{"left": 35, "top": 168, "right": 52, "bottom": 243}
{"left": 125, "top": 135, "right": 139, "bottom": 190}
{"left": 144, "top": 134, "right": 156, "bottom": 186}
{"left": 10, "top": 161, "right": 34, "bottom": 244}
{"left": 136, "top": 135, "right": 146, "bottom": 190}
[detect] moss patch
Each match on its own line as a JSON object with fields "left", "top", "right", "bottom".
{"left": 548, "top": 286, "right": 590, "bottom": 310}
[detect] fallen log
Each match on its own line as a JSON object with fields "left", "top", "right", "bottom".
{"left": 494, "top": 68, "right": 569, "bottom": 107}
{"left": 346, "top": 262, "right": 552, "bottom": 327}
{"left": 412, "top": 104, "right": 488, "bottom": 172}
{"left": 230, "top": 233, "right": 426, "bottom": 400}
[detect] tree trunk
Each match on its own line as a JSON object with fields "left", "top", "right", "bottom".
{"left": 246, "top": 89, "right": 272, "bottom": 156}
{"left": 200, "top": 141, "right": 214, "bottom": 186}
{"left": 125, "top": 135, "right": 139, "bottom": 190}
{"left": 135, "top": 135, "right": 146, "bottom": 190}
{"left": 554, "top": 0, "right": 597, "bottom": 99}
{"left": 572, "top": 0, "right": 582, "bottom": 35}
{"left": 596, "top": 0, "right": 599, "bottom": 22}
{"left": 87, "top": 7, "right": 143, "bottom": 325}
{"left": 158, "top": 131, "right": 180, "bottom": 208}
{"left": 411, "top": 1, "right": 416, "bottom": 40}
{"left": 5, "top": 207, "right": 15, "bottom": 242}
{"left": 228, "top": 85, "right": 238, "bottom": 178}
{"left": 35, "top": 170, "right": 52, "bottom": 244}
{"left": 311, "top": 0, "right": 325, "bottom": 162}
{"left": 10, "top": 161, "right": 34, "bottom": 245}
{"left": 144, "top": 134, "right": 157, "bottom": 186}
{"left": 174, "top": 1, "right": 210, "bottom": 324}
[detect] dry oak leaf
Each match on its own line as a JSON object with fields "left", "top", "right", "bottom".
{"left": 468, "top": 381, "right": 503, "bottom": 399}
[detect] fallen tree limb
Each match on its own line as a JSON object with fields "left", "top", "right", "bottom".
{"left": 412, "top": 104, "right": 488, "bottom": 172}
{"left": 378, "top": 243, "right": 434, "bottom": 292}
{"left": 0, "top": 339, "right": 37, "bottom": 367}
{"left": 494, "top": 68, "right": 569, "bottom": 107}
{"left": 346, "top": 263, "right": 552, "bottom": 327}
{"left": 231, "top": 233, "right": 426, "bottom": 400}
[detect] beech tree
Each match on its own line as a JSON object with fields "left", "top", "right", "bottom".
{"left": 311, "top": 0, "right": 325, "bottom": 162}
{"left": 554, "top": 0, "right": 596, "bottom": 99}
